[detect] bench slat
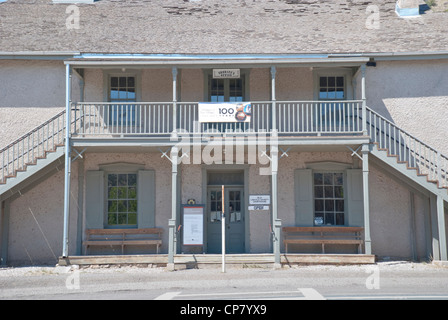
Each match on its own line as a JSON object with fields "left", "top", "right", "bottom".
{"left": 84, "top": 228, "right": 163, "bottom": 255}
{"left": 83, "top": 240, "right": 162, "bottom": 245}
{"left": 283, "top": 226, "right": 364, "bottom": 233}
{"left": 282, "top": 226, "right": 364, "bottom": 254}
{"left": 86, "top": 228, "right": 163, "bottom": 235}
{"left": 284, "top": 239, "right": 363, "bottom": 244}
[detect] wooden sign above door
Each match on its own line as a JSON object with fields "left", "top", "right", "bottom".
{"left": 213, "top": 69, "right": 240, "bottom": 79}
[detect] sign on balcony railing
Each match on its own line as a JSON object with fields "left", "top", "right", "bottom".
{"left": 198, "top": 102, "right": 252, "bottom": 123}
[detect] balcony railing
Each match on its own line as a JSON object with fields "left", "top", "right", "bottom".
{"left": 71, "top": 100, "right": 364, "bottom": 137}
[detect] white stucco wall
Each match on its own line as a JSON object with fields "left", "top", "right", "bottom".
{"left": 0, "top": 60, "right": 66, "bottom": 108}
{"left": 366, "top": 59, "right": 448, "bottom": 155}
{"left": 0, "top": 60, "right": 81, "bottom": 148}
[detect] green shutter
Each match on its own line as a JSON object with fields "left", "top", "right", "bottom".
{"left": 295, "top": 169, "right": 314, "bottom": 226}
{"left": 137, "top": 170, "right": 155, "bottom": 228}
{"left": 346, "top": 169, "right": 364, "bottom": 227}
{"left": 85, "top": 170, "right": 105, "bottom": 229}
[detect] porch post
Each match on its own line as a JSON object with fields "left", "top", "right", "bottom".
{"left": 172, "top": 67, "right": 178, "bottom": 138}
{"left": 168, "top": 146, "right": 178, "bottom": 270}
{"left": 430, "top": 194, "right": 440, "bottom": 260}
{"left": 361, "top": 64, "right": 367, "bottom": 135}
{"left": 271, "top": 146, "right": 281, "bottom": 268}
{"left": 1, "top": 199, "right": 10, "bottom": 266}
{"left": 270, "top": 66, "right": 277, "bottom": 133}
{"left": 362, "top": 143, "right": 372, "bottom": 255}
{"left": 62, "top": 63, "right": 72, "bottom": 258}
{"left": 437, "top": 195, "right": 447, "bottom": 261}
{"left": 270, "top": 65, "right": 281, "bottom": 267}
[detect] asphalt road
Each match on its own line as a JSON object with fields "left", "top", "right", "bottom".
{"left": 1, "top": 261, "right": 448, "bottom": 304}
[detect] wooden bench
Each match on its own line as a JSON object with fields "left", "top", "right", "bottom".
{"left": 282, "top": 226, "right": 364, "bottom": 254}
{"left": 83, "top": 228, "right": 163, "bottom": 255}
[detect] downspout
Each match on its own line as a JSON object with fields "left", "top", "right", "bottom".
{"left": 62, "top": 63, "right": 72, "bottom": 258}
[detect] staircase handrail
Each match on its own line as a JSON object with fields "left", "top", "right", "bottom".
{"left": 366, "top": 106, "right": 448, "bottom": 187}
{"left": 0, "top": 109, "right": 68, "bottom": 184}
{"left": 0, "top": 109, "right": 66, "bottom": 153}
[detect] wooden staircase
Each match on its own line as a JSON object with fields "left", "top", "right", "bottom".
{"left": 366, "top": 107, "right": 448, "bottom": 202}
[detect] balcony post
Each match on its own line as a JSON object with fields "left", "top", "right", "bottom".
{"left": 361, "top": 64, "right": 367, "bottom": 135}
{"left": 172, "top": 67, "right": 178, "bottom": 138}
{"left": 270, "top": 66, "right": 277, "bottom": 134}
{"left": 62, "top": 63, "right": 72, "bottom": 258}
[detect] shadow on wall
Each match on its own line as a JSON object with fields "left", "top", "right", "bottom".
{"left": 365, "top": 59, "right": 448, "bottom": 122}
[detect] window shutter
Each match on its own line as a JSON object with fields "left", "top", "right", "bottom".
{"left": 85, "top": 170, "right": 104, "bottom": 229}
{"left": 346, "top": 169, "right": 364, "bottom": 227}
{"left": 137, "top": 170, "right": 155, "bottom": 228}
{"left": 295, "top": 169, "right": 314, "bottom": 226}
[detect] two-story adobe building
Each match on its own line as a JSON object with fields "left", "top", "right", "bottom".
{"left": 0, "top": 0, "right": 447, "bottom": 268}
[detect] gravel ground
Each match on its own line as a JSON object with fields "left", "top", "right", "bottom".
{"left": 1, "top": 260, "right": 448, "bottom": 300}
{"left": 0, "top": 260, "right": 446, "bottom": 277}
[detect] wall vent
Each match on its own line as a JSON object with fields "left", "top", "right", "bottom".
{"left": 395, "top": 0, "right": 420, "bottom": 17}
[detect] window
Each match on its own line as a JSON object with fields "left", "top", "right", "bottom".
{"left": 108, "top": 76, "right": 138, "bottom": 126}
{"left": 110, "top": 76, "right": 136, "bottom": 102}
{"left": 107, "top": 173, "right": 138, "bottom": 227}
{"left": 86, "top": 166, "right": 155, "bottom": 230}
{"left": 319, "top": 76, "right": 345, "bottom": 100}
{"left": 313, "top": 172, "right": 345, "bottom": 225}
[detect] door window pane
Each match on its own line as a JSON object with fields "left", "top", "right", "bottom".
{"left": 229, "top": 79, "right": 243, "bottom": 102}
{"left": 210, "top": 79, "right": 225, "bottom": 102}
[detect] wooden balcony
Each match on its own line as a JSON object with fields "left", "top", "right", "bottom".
{"left": 71, "top": 100, "right": 365, "bottom": 139}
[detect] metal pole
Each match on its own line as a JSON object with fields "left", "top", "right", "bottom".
{"left": 221, "top": 184, "right": 226, "bottom": 273}
{"left": 62, "top": 63, "right": 72, "bottom": 258}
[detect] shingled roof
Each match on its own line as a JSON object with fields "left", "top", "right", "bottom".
{"left": 0, "top": 0, "right": 447, "bottom": 55}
